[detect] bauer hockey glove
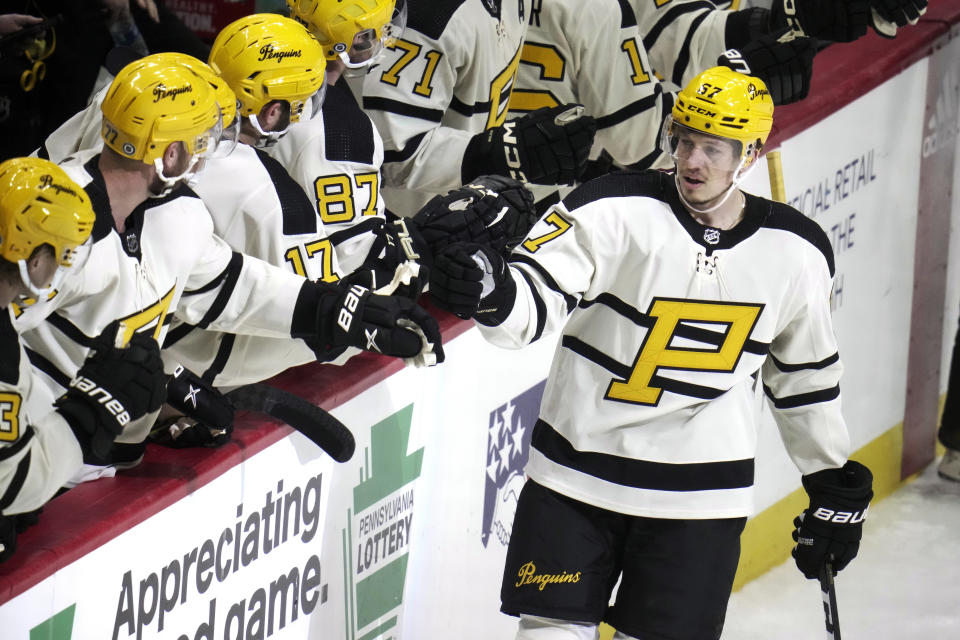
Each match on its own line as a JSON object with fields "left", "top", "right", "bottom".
{"left": 869, "top": 0, "right": 927, "bottom": 38}
{"left": 293, "top": 281, "right": 445, "bottom": 362}
{"left": 55, "top": 331, "right": 167, "bottom": 463}
{"left": 413, "top": 176, "right": 537, "bottom": 256}
{"left": 150, "top": 365, "right": 234, "bottom": 448}
{"left": 718, "top": 31, "right": 817, "bottom": 105}
{"left": 462, "top": 104, "right": 597, "bottom": 186}
{"left": 792, "top": 460, "right": 873, "bottom": 579}
{"left": 430, "top": 242, "right": 517, "bottom": 326}
{"left": 772, "top": 0, "right": 871, "bottom": 42}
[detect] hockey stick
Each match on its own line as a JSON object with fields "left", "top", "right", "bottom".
{"left": 225, "top": 384, "right": 356, "bottom": 463}
{"left": 766, "top": 149, "right": 787, "bottom": 203}
{"left": 819, "top": 561, "right": 841, "bottom": 640}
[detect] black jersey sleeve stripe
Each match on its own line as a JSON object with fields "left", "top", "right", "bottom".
{"left": 532, "top": 419, "right": 755, "bottom": 491}
{"left": 449, "top": 95, "right": 492, "bottom": 118}
{"left": 0, "top": 425, "right": 35, "bottom": 462}
{"left": 0, "top": 311, "right": 21, "bottom": 385}
{"left": 202, "top": 333, "right": 236, "bottom": 383}
{"left": 194, "top": 252, "right": 244, "bottom": 330}
{"left": 652, "top": 375, "right": 726, "bottom": 400}
{"left": 254, "top": 150, "right": 318, "bottom": 236}
{"left": 617, "top": 0, "right": 638, "bottom": 28}
{"left": 325, "top": 217, "right": 382, "bottom": 245}
{"left": 642, "top": 1, "right": 714, "bottom": 54}
{"left": 562, "top": 335, "right": 633, "bottom": 378}
{"left": 0, "top": 451, "right": 32, "bottom": 511}
{"left": 595, "top": 84, "right": 663, "bottom": 130}
{"left": 670, "top": 8, "right": 711, "bottom": 85}
{"left": 513, "top": 268, "right": 548, "bottom": 342}
{"left": 183, "top": 256, "right": 235, "bottom": 297}
{"left": 162, "top": 322, "right": 196, "bottom": 348}
{"left": 363, "top": 96, "right": 445, "bottom": 123}
{"left": 763, "top": 383, "right": 841, "bottom": 409}
{"left": 511, "top": 254, "right": 578, "bottom": 313}
{"left": 46, "top": 313, "right": 96, "bottom": 348}
{"left": 384, "top": 132, "right": 428, "bottom": 164}
{"left": 24, "top": 348, "right": 71, "bottom": 389}
{"left": 769, "top": 351, "right": 840, "bottom": 372}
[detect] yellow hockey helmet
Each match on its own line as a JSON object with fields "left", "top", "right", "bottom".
{"left": 665, "top": 66, "right": 774, "bottom": 168}
{"left": 287, "top": 0, "right": 405, "bottom": 68}
{"left": 209, "top": 14, "right": 327, "bottom": 125}
{"left": 141, "top": 52, "right": 239, "bottom": 130}
{"left": 0, "top": 157, "right": 94, "bottom": 267}
{"left": 101, "top": 58, "right": 223, "bottom": 166}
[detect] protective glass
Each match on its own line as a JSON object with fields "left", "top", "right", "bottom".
{"left": 660, "top": 116, "right": 744, "bottom": 172}
{"left": 209, "top": 100, "right": 242, "bottom": 159}
{"left": 339, "top": 1, "right": 407, "bottom": 69}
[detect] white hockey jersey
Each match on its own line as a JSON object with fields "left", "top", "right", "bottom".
{"left": 479, "top": 170, "right": 849, "bottom": 519}
{"left": 14, "top": 150, "right": 311, "bottom": 444}
{"left": 0, "top": 309, "right": 83, "bottom": 515}
{"left": 361, "top": 0, "right": 529, "bottom": 215}
{"left": 630, "top": 0, "right": 729, "bottom": 88}
{"left": 509, "top": 0, "right": 673, "bottom": 191}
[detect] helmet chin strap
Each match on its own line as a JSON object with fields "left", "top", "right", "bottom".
{"left": 18, "top": 260, "right": 65, "bottom": 299}
{"left": 248, "top": 113, "right": 286, "bottom": 149}
{"left": 674, "top": 155, "right": 755, "bottom": 215}
{"left": 151, "top": 156, "right": 200, "bottom": 198}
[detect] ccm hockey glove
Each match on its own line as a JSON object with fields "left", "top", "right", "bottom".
{"left": 869, "top": 0, "right": 927, "bottom": 38}
{"left": 295, "top": 281, "right": 445, "bottom": 362}
{"left": 773, "top": 0, "right": 871, "bottom": 42}
{"left": 462, "top": 104, "right": 597, "bottom": 186}
{"left": 55, "top": 331, "right": 167, "bottom": 462}
{"left": 792, "top": 460, "right": 874, "bottom": 579}
{"left": 430, "top": 242, "right": 517, "bottom": 325}
{"left": 718, "top": 31, "right": 817, "bottom": 105}
{"left": 413, "top": 176, "right": 537, "bottom": 256}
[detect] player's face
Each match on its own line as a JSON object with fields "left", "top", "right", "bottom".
{"left": 673, "top": 130, "right": 741, "bottom": 206}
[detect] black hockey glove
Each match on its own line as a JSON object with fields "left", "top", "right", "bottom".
{"left": 718, "top": 31, "right": 817, "bottom": 105}
{"left": 792, "top": 460, "right": 873, "bottom": 579}
{"left": 295, "top": 281, "right": 445, "bottom": 361}
{"left": 340, "top": 218, "right": 429, "bottom": 300}
{"left": 869, "top": 0, "right": 926, "bottom": 38}
{"left": 771, "top": 0, "right": 871, "bottom": 42}
{"left": 462, "top": 104, "right": 597, "bottom": 186}
{"left": 0, "top": 515, "right": 15, "bottom": 563}
{"left": 55, "top": 331, "right": 167, "bottom": 462}
{"left": 430, "top": 242, "right": 517, "bottom": 326}
{"left": 413, "top": 176, "right": 537, "bottom": 256}
{"left": 150, "top": 365, "right": 234, "bottom": 448}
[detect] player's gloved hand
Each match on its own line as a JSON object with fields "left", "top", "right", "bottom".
{"left": 55, "top": 331, "right": 167, "bottom": 462}
{"left": 297, "top": 281, "right": 445, "bottom": 362}
{"left": 718, "top": 31, "right": 817, "bottom": 105}
{"left": 150, "top": 365, "right": 234, "bottom": 448}
{"left": 869, "top": 0, "right": 926, "bottom": 38}
{"left": 413, "top": 176, "right": 537, "bottom": 256}
{"left": 430, "top": 242, "right": 516, "bottom": 326}
{"left": 462, "top": 104, "right": 597, "bottom": 186}
{"left": 0, "top": 515, "right": 16, "bottom": 563}
{"left": 792, "top": 460, "right": 873, "bottom": 579}
{"left": 342, "top": 218, "right": 429, "bottom": 300}
{"left": 773, "top": 0, "right": 871, "bottom": 42}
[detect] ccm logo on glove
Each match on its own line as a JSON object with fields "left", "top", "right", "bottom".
{"left": 338, "top": 284, "right": 368, "bottom": 333}
{"left": 501, "top": 121, "right": 525, "bottom": 182}
{"left": 810, "top": 507, "right": 868, "bottom": 524}
{"left": 68, "top": 375, "right": 130, "bottom": 425}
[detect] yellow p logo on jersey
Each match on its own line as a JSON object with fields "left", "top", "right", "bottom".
{"left": 606, "top": 298, "right": 763, "bottom": 406}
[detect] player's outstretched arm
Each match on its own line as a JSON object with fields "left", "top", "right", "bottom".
{"left": 291, "top": 281, "right": 444, "bottom": 364}
{"left": 54, "top": 331, "right": 168, "bottom": 464}
{"left": 461, "top": 105, "right": 597, "bottom": 187}
{"left": 792, "top": 460, "right": 873, "bottom": 579}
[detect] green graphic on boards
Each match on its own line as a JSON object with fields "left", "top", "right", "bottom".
{"left": 30, "top": 604, "right": 76, "bottom": 640}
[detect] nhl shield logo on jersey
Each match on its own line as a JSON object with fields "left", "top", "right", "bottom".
{"left": 481, "top": 380, "right": 545, "bottom": 548}
{"left": 703, "top": 227, "right": 721, "bottom": 245}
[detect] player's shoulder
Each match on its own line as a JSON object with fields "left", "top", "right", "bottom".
{"left": 561, "top": 169, "right": 671, "bottom": 211}
{"left": 252, "top": 149, "right": 318, "bottom": 236}
{"left": 0, "top": 309, "right": 21, "bottom": 385}
{"left": 321, "top": 80, "right": 376, "bottom": 165}
{"left": 756, "top": 196, "right": 835, "bottom": 276}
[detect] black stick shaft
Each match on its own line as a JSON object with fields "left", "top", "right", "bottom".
{"left": 819, "top": 562, "right": 841, "bottom": 640}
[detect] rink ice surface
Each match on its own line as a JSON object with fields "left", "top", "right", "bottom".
{"left": 723, "top": 458, "right": 960, "bottom": 639}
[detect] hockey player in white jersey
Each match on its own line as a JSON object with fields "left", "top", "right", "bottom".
{"left": 430, "top": 67, "right": 872, "bottom": 639}
{"left": 0, "top": 157, "right": 166, "bottom": 562}
{"left": 16, "top": 58, "right": 444, "bottom": 472}
{"left": 338, "top": 0, "right": 597, "bottom": 216}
